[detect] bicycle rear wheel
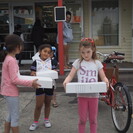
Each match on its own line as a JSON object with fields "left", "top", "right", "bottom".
{"left": 111, "top": 82, "right": 132, "bottom": 133}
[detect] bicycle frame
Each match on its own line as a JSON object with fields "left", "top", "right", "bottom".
{"left": 101, "top": 63, "right": 118, "bottom": 107}
{"left": 98, "top": 51, "right": 132, "bottom": 133}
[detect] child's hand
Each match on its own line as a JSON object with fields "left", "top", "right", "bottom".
{"left": 31, "top": 71, "right": 36, "bottom": 76}
{"left": 106, "top": 81, "right": 109, "bottom": 88}
{"left": 63, "top": 81, "right": 69, "bottom": 92}
{"left": 32, "top": 79, "right": 41, "bottom": 88}
{"left": 105, "top": 81, "right": 109, "bottom": 91}
{"left": 63, "top": 82, "right": 66, "bottom": 88}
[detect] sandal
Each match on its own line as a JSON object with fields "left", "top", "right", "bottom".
{"left": 52, "top": 103, "right": 58, "bottom": 108}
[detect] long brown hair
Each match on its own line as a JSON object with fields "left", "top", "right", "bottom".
{"left": 79, "top": 38, "right": 97, "bottom": 62}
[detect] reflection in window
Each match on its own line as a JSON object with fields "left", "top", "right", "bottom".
{"left": 0, "top": 3, "right": 9, "bottom": 42}
{"left": 35, "top": 2, "right": 57, "bottom": 28}
{"left": 13, "top": 6, "right": 33, "bottom": 32}
{"left": 92, "top": 0, "right": 119, "bottom": 46}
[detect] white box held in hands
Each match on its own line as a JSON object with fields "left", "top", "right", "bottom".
{"left": 66, "top": 82, "right": 107, "bottom": 93}
{"left": 36, "top": 70, "right": 58, "bottom": 79}
{"left": 19, "top": 75, "right": 53, "bottom": 88}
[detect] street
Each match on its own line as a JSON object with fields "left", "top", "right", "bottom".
{"left": 0, "top": 91, "right": 133, "bottom": 133}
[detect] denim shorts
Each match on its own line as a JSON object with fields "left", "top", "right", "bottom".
{"left": 4, "top": 96, "right": 19, "bottom": 127}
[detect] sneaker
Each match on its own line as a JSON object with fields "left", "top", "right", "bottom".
{"left": 29, "top": 123, "right": 39, "bottom": 131}
{"left": 44, "top": 120, "right": 51, "bottom": 128}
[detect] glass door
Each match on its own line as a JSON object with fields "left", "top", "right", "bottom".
{"left": 0, "top": 3, "right": 10, "bottom": 43}
{"left": 12, "top": 3, "right": 35, "bottom": 60}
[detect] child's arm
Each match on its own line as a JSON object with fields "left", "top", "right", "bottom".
{"left": 99, "top": 68, "right": 109, "bottom": 88}
{"left": 63, "top": 66, "right": 77, "bottom": 88}
{"left": 8, "top": 60, "right": 39, "bottom": 88}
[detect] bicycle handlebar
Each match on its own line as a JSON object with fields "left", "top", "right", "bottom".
{"left": 97, "top": 51, "right": 125, "bottom": 63}
{"left": 113, "top": 51, "right": 125, "bottom": 56}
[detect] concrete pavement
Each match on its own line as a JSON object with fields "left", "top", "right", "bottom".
{"left": 0, "top": 90, "right": 133, "bottom": 133}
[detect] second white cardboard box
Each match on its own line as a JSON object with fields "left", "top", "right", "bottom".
{"left": 66, "top": 82, "right": 107, "bottom": 93}
{"left": 19, "top": 75, "right": 53, "bottom": 88}
{"left": 36, "top": 70, "right": 58, "bottom": 79}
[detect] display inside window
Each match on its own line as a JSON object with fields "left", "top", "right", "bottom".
{"left": 35, "top": 3, "right": 57, "bottom": 28}
{"left": 13, "top": 6, "right": 33, "bottom": 34}
{"left": 0, "top": 3, "right": 9, "bottom": 42}
{"left": 92, "top": 0, "right": 119, "bottom": 46}
{"left": 35, "top": 2, "right": 57, "bottom": 45}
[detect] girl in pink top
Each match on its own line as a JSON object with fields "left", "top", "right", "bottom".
{"left": 0, "top": 34, "right": 40, "bottom": 133}
{"left": 63, "top": 38, "right": 109, "bottom": 133}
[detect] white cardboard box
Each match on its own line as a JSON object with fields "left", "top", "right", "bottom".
{"left": 66, "top": 82, "right": 107, "bottom": 93}
{"left": 19, "top": 75, "right": 53, "bottom": 88}
{"left": 36, "top": 70, "right": 58, "bottom": 79}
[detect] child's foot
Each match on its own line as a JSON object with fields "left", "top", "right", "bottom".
{"left": 52, "top": 103, "right": 58, "bottom": 108}
{"left": 29, "top": 123, "right": 39, "bottom": 131}
{"left": 44, "top": 120, "right": 51, "bottom": 128}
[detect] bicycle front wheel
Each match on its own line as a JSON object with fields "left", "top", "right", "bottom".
{"left": 111, "top": 82, "right": 132, "bottom": 133}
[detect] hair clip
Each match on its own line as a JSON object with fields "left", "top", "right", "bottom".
{"left": 3, "top": 46, "right": 6, "bottom": 51}
{"left": 81, "top": 38, "right": 94, "bottom": 46}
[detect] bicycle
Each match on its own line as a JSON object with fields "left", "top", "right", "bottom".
{"left": 97, "top": 51, "right": 132, "bottom": 133}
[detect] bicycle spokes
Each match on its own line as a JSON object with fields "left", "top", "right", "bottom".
{"left": 113, "top": 87, "right": 127, "bottom": 110}
{"left": 111, "top": 82, "right": 132, "bottom": 133}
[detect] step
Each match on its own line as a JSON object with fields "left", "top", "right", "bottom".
{"left": 0, "top": 64, "right": 133, "bottom": 92}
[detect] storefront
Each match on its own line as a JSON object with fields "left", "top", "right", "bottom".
{"left": 0, "top": 0, "right": 82, "bottom": 63}
{"left": 0, "top": 0, "right": 132, "bottom": 63}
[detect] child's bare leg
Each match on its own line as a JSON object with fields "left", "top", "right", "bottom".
{"left": 11, "top": 126, "right": 19, "bottom": 133}
{"left": 52, "top": 90, "right": 58, "bottom": 107}
{"left": 34, "top": 95, "right": 44, "bottom": 121}
{"left": 52, "top": 90, "right": 56, "bottom": 104}
{"left": 44, "top": 95, "right": 52, "bottom": 118}
{"left": 4, "top": 122, "right": 11, "bottom": 133}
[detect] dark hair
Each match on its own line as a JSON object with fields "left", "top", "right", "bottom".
{"left": 34, "top": 19, "right": 41, "bottom": 27}
{"left": 66, "top": 11, "right": 71, "bottom": 16}
{"left": 0, "top": 34, "right": 24, "bottom": 62}
{"left": 38, "top": 44, "right": 52, "bottom": 52}
{"left": 15, "top": 24, "right": 22, "bottom": 30}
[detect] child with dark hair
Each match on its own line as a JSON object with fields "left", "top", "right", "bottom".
{"left": 29, "top": 44, "right": 54, "bottom": 131}
{"left": 0, "top": 34, "right": 40, "bottom": 133}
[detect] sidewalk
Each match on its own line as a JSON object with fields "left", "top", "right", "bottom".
{"left": 0, "top": 91, "right": 133, "bottom": 133}
{"left": 0, "top": 62, "right": 133, "bottom": 133}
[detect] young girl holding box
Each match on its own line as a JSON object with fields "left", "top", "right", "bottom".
{"left": 0, "top": 34, "right": 40, "bottom": 133}
{"left": 29, "top": 44, "right": 54, "bottom": 131}
{"left": 63, "top": 38, "right": 109, "bottom": 133}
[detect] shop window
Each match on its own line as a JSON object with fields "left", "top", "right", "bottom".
{"left": 13, "top": 5, "right": 34, "bottom": 42}
{"left": 0, "top": 3, "right": 9, "bottom": 43}
{"left": 35, "top": 2, "right": 57, "bottom": 45}
{"left": 91, "top": 0, "right": 119, "bottom": 46}
{"left": 13, "top": 5, "right": 34, "bottom": 60}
